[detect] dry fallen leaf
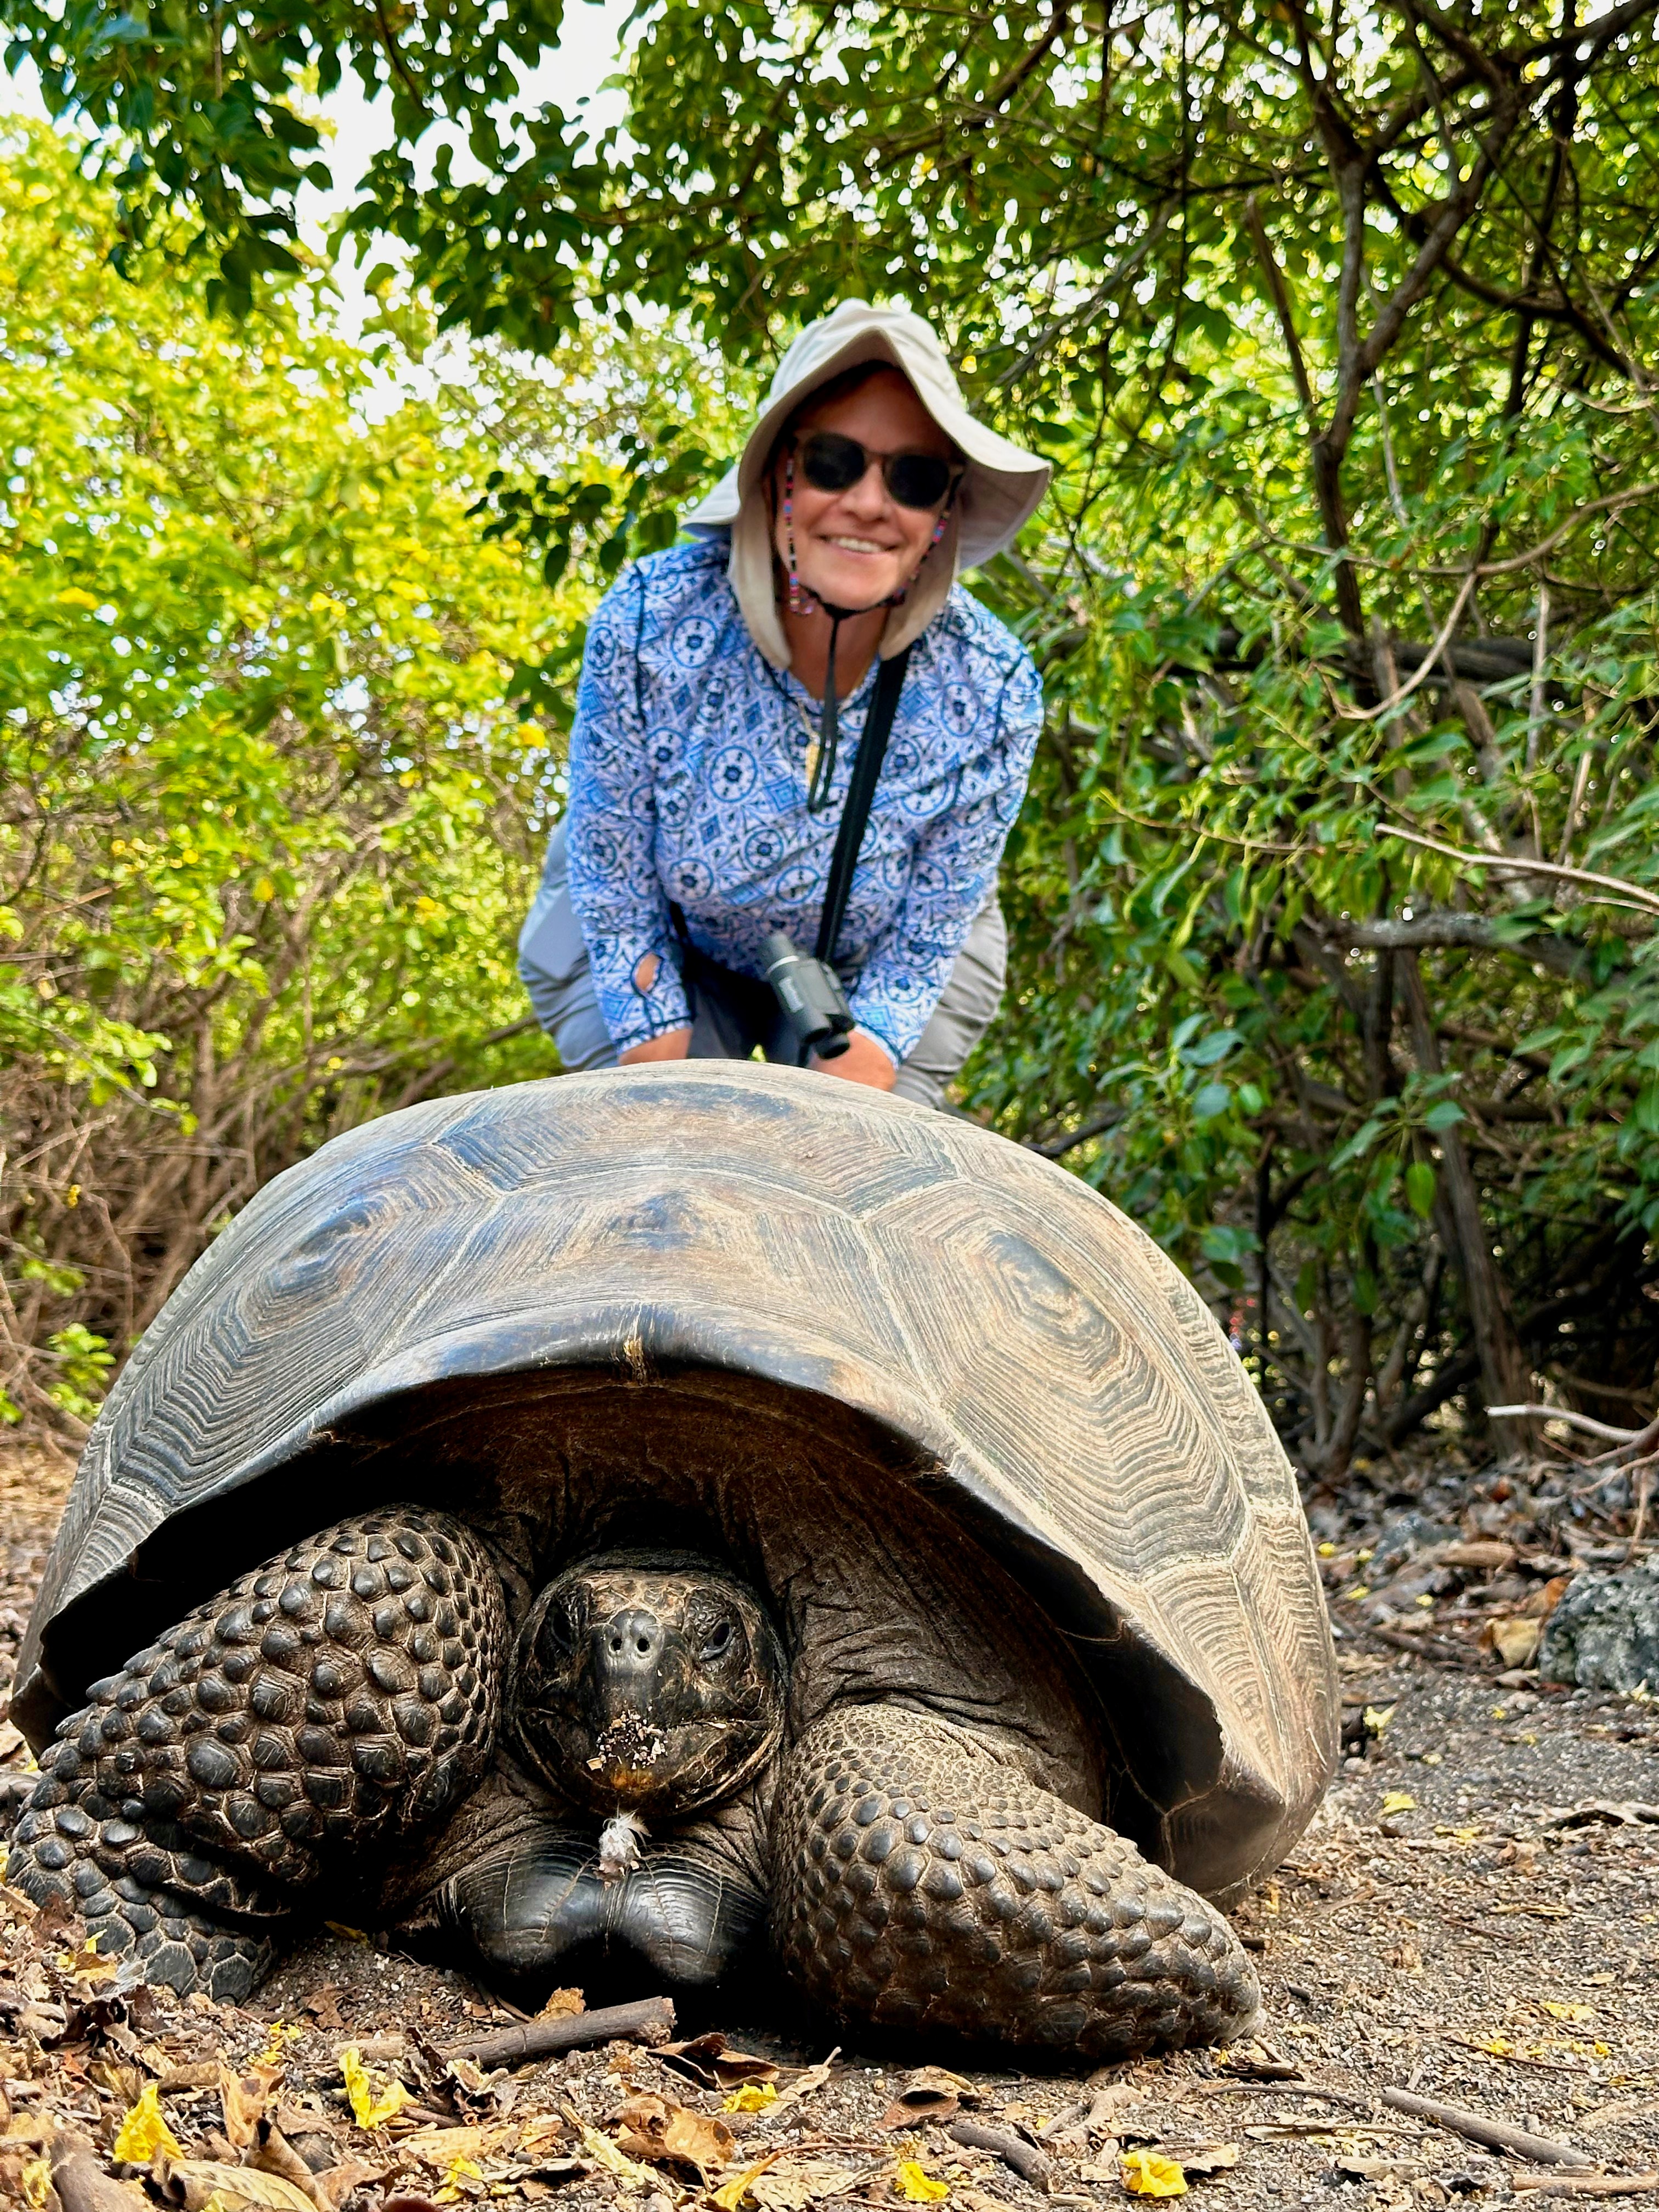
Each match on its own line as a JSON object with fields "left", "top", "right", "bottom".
{"left": 537, "top": 1987, "right": 585, "bottom": 2019}
{"left": 151, "top": 2154, "right": 319, "bottom": 2212}
{"left": 300, "top": 1987, "right": 344, "bottom": 2034}
{"left": 758, "top": 2049, "right": 840, "bottom": 2127}
{"left": 879, "top": 2067, "right": 977, "bottom": 2131}
{"left": 615, "top": 2091, "right": 736, "bottom": 2181}
{"left": 400, "top": 2127, "right": 487, "bottom": 2170}
{"left": 1121, "top": 2149, "right": 1190, "bottom": 2197}
{"left": 1173, "top": 2143, "right": 1241, "bottom": 2179}
{"left": 662, "top": 2034, "right": 780, "bottom": 2091}
{"left": 309, "top": 2160, "right": 389, "bottom": 2212}
{"left": 111, "top": 2082, "right": 184, "bottom": 2164}
{"left": 218, "top": 2066, "right": 275, "bottom": 2151}
{"left": 1482, "top": 1617, "right": 1543, "bottom": 1668}
{"left": 749, "top": 2159, "right": 864, "bottom": 2211}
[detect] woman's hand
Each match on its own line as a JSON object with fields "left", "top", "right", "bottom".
{"left": 617, "top": 1028, "right": 692, "bottom": 1065}
{"left": 813, "top": 1029, "right": 897, "bottom": 1090}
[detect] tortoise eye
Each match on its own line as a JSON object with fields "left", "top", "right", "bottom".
{"left": 539, "top": 1600, "right": 577, "bottom": 1662}
{"left": 700, "top": 1618, "right": 735, "bottom": 1663}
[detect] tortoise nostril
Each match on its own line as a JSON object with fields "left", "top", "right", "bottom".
{"left": 636, "top": 1637, "right": 651, "bottom": 1655}
{"left": 610, "top": 1634, "right": 623, "bottom": 1654}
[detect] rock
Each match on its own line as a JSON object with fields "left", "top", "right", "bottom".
{"left": 1538, "top": 1556, "right": 1659, "bottom": 1693}
{"left": 1367, "top": 1512, "right": 1459, "bottom": 1581}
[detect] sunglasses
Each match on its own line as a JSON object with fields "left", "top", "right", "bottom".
{"left": 793, "top": 430, "right": 960, "bottom": 512}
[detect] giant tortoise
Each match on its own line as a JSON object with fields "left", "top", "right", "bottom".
{"left": 10, "top": 1066, "right": 1336, "bottom": 2059}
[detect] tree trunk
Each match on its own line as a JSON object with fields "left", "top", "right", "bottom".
{"left": 1400, "top": 956, "right": 1532, "bottom": 1453}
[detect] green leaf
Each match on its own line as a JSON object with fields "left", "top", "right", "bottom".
{"left": 1405, "top": 1160, "right": 1438, "bottom": 1218}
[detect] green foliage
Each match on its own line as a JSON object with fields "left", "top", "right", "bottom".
{"left": 0, "top": 121, "right": 584, "bottom": 1427}
{"left": 14, "top": 0, "right": 1659, "bottom": 1463}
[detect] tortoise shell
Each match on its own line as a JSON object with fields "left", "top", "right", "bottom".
{"left": 15, "top": 1065, "right": 1337, "bottom": 1901}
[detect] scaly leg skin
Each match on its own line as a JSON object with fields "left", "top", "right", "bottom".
{"left": 8, "top": 1508, "right": 505, "bottom": 2002}
{"left": 773, "top": 1705, "right": 1261, "bottom": 2061}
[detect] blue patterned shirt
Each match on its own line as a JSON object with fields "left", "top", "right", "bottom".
{"left": 566, "top": 539, "right": 1042, "bottom": 1062}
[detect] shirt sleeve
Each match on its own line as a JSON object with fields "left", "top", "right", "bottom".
{"left": 847, "top": 646, "right": 1043, "bottom": 1065}
{"left": 566, "top": 570, "right": 693, "bottom": 1052}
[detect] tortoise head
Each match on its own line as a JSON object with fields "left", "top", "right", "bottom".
{"left": 511, "top": 1551, "right": 786, "bottom": 1819}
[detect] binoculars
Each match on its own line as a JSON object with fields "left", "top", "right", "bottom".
{"left": 760, "top": 932, "right": 854, "bottom": 1062}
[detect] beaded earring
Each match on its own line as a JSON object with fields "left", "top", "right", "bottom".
{"left": 889, "top": 493, "right": 956, "bottom": 607}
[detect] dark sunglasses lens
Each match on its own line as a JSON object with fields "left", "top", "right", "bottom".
{"left": 799, "top": 432, "right": 867, "bottom": 493}
{"left": 887, "top": 453, "right": 953, "bottom": 510}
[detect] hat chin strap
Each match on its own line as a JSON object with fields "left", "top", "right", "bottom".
{"left": 781, "top": 455, "right": 952, "bottom": 814}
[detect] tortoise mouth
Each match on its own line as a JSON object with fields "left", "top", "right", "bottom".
{"left": 509, "top": 1554, "right": 787, "bottom": 1818}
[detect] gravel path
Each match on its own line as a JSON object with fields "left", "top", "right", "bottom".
{"left": 2, "top": 1438, "right": 1655, "bottom": 2212}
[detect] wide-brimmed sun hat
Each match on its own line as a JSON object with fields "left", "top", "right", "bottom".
{"left": 682, "top": 299, "right": 1051, "bottom": 670}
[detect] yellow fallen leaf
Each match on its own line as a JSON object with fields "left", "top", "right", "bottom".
{"left": 712, "top": 2149, "right": 800, "bottom": 2211}
{"left": 1121, "top": 2151, "right": 1189, "bottom": 2198}
{"left": 724, "top": 2083, "right": 778, "bottom": 2114}
{"left": 256, "top": 2022, "right": 303, "bottom": 2070}
{"left": 895, "top": 2159, "right": 950, "bottom": 2202}
{"left": 538, "top": 1986, "right": 585, "bottom": 2019}
{"left": 1541, "top": 2001, "right": 1592, "bottom": 2022}
{"left": 569, "top": 2115, "right": 658, "bottom": 2189}
{"left": 20, "top": 2155, "right": 52, "bottom": 2211}
{"left": 339, "top": 2042, "right": 409, "bottom": 2130}
{"left": 112, "top": 2081, "right": 185, "bottom": 2163}
{"left": 1342, "top": 1584, "right": 1370, "bottom": 1601}
{"left": 1380, "top": 1791, "right": 1417, "bottom": 1815}
{"left": 435, "top": 2154, "right": 486, "bottom": 2205}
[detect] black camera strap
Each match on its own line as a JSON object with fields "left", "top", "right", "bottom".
{"left": 815, "top": 643, "right": 912, "bottom": 967}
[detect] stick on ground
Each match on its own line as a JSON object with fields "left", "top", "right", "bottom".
{"left": 442, "top": 1995, "right": 676, "bottom": 2070}
{"left": 1381, "top": 2088, "right": 1594, "bottom": 2168}
{"left": 947, "top": 2118, "right": 1053, "bottom": 2190}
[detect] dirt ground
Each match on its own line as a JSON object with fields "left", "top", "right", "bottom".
{"left": 1, "top": 1435, "right": 1655, "bottom": 2212}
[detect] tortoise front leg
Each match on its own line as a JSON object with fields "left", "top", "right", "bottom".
{"left": 8, "top": 1508, "right": 504, "bottom": 2002}
{"left": 772, "top": 1706, "right": 1260, "bottom": 2061}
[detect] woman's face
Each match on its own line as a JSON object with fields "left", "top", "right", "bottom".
{"left": 773, "top": 366, "right": 958, "bottom": 613}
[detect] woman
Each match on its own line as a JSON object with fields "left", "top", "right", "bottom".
{"left": 519, "top": 299, "right": 1049, "bottom": 1107}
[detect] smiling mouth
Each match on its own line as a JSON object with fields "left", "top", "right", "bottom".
{"left": 822, "top": 534, "right": 896, "bottom": 555}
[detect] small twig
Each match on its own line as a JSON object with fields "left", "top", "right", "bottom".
{"left": 1488, "top": 1403, "right": 1643, "bottom": 1444}
{"left": 1380, "top": 2088, "right": 1593, "bottom": 2168}
{"left": 947, "top": 2119, "right": 1054, "bottom": 2190}
{"left": 1375, "top": 826, "right": 1659, "bottom": 918}
{"left": 1193, "top": 2081, "right": 1375, "bottom": 2114}
{"left": 1361, "top": 1622, "right": 1486, "bottom": 1670}
{"left": 442, "top": 1995, "right": 676, "bottom": 2070}
{"left": 1438, "top": 2034, "right": 1577, "bottom": 2075}
{"left": 1511, "top": 2180, "right": 1659, "bottom": 2198}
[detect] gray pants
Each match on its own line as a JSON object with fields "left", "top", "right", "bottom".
{"left": 517, "top": 821, "right": 1007, "bottom": 1110}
